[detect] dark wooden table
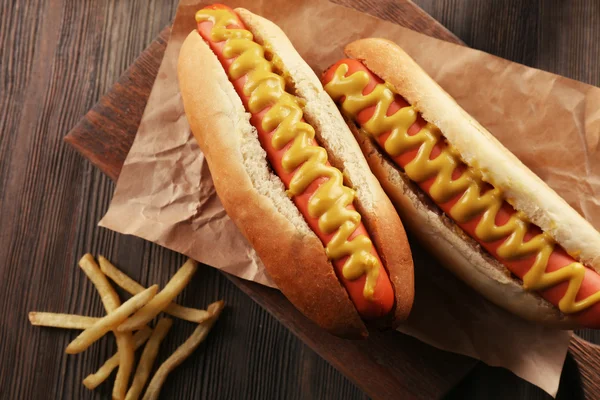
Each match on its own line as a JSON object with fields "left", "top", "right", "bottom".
{"left": 2, "top": 0, "right": 599, "bottom": 399}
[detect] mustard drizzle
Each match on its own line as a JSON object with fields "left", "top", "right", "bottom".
{"left": 324, "top": 63, "right": 600, "bottom": 314}
{"left": 196, "top": 9, "right": 380, "bottom": 299}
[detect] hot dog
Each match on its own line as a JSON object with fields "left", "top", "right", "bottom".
{"left": 322, "top": 38, "right": 600, "bottom": 329}
{"left": 178, "top": 7, "right": 414, "bottom": 338}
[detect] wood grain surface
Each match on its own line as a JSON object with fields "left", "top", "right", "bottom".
{"left": 2, "top": 0, "right": 599, "bottom": 399}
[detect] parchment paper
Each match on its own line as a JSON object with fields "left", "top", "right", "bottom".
{"left": 100, "top": 0, "right": 600, "bottom": 396}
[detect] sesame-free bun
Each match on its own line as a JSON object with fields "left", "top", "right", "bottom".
{"left": 341, "top": 38, "right": 600, "bottom": 327}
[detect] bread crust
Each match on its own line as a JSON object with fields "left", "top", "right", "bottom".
{"left": 178, "top": 18, "right": 414, "bottom": 336}
{"left": 339, "top": 37, "right": 600, "bottom": 327}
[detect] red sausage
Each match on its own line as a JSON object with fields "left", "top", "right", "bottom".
{"left": 196, "top": 5, "right": 395, "bottom": 319}
{"left": 323, "top": 59, "right": 600, "bottom": 327}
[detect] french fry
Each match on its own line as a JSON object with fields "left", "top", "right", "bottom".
{"left": 83, "top": 327, "right": 153, "bottom": 390}
{"left": 30, "top": 254, "right": 223, "bottom": 400}
{"left": 65, "top": 285, "right": 158, "bottom": 355}
{"left": 125, "top": 318, "right": 173, "bottom": 400}
{"left": 141, "top": 301, "right": 224, "bottom": 400}
{"left": 29, "top": 312, "right": 98, "bottom": 330}
{"left": 161, "top": 302, "right": 210, "bottom": 323}
{"left": 78, "top": 254, "right": 136, "bottom": 400}
{"left": 114, "top": 332, "right": 135, "bottom": 399}
{"left": 98, "top": 256, "right": 145, "bottom": 294}
{"left": 118, "top": 260, "right": 198, "bottom": 332}
{"left": 79, "top": 254, "right": 120, "bottom": 310}
{"left": 99, "top": 256, "right": 210, "bottom": 324}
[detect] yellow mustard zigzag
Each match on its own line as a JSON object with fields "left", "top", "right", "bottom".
{"left": 324, "top": 63, "right": 599, "bottom": 313}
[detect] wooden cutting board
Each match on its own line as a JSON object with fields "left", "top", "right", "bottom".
{"left": 64, "top": 1, "right": 600, "bottom": 398}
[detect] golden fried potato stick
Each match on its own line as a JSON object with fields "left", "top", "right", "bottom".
{"left": 114, "top": 332, "right": 135, "bottom": 399}
{"left": 125, "top": 318, "right": 173, "bottom": 400}
{"left": 79, "top": 254, "right": 121, "bottom": 310}
{"left": 98, "top": 256, "right": 210, "bottom": 324}
{"left": 118, "top": 260, "right": 197, "bottom": 332}
{"left": 65, "top": 285, "right": 157, "bottom": 355}
{"left": 141, "top": 301, "right": 224, "bottom": 400}
{"left": 78, "top": 254, "right": 137, "bottom": 400}
{"left": 29, "top": 312, "right": 98, "bottom": 330}
{"left": 83, "top": 327, "right": 153, "bottom": 390}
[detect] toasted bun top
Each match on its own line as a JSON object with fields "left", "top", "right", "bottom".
{"left": 345, "top": 38, "right": 600, "bottom": 272}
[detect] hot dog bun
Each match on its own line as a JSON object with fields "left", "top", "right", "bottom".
{"left": 178, "top": 11, "right": 413, "bottom": 338}
{"left": 324, "top": 38, "right": 600, "bottom": 328}
{"left": 345, "top": 38, "right": 600, "bottom": 270}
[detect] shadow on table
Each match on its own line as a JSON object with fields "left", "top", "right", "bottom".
{"left": 444, "top": 353, "right": 583, "bottom": 399}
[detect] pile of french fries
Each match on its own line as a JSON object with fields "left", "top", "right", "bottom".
{"left": 29, "top": 254, "right": 224, "bottom": 400}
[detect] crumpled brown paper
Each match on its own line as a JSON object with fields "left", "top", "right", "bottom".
{"left": 100, "top": 0, "right": 600, "bottom": 396}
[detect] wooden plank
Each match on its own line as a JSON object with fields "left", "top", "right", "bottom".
{"left": 65, "top": 28, "right": 170, "bottom": 182}
{"left": 229, "top": 274, "right": 476, "bottom": 399}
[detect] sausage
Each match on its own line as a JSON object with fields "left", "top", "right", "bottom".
{"left": 323, "top": 58, "right": 600, "bottom": 327}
